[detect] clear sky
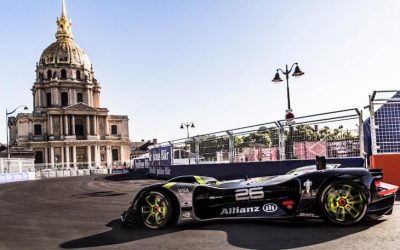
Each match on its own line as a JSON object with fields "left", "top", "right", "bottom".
{"left": 0, "top": 0, "right": 399, "bottom": 143}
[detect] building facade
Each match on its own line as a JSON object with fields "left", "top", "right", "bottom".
{"left": 8, "top": 0, "right": 130, "bottom": 169}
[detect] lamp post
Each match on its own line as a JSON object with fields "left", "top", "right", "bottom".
{"left": 272, "top": 62, "right": 304, "bottom": 111}
{"left": 180, "top": 122, "right": 195, "bottom": 164}
{"left": 6, "top": 105, "right": 28, "bottom": 158}
{"left": 272, "top": 63, "right": 304, "bottom": 159}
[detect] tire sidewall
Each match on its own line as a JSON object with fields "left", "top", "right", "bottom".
{"left": 318, "top": 180, "right": 367, "bottom": 226}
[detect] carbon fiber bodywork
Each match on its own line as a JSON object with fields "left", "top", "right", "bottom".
{"left": 121, "top": 166, "right": 398, "bottom": 227}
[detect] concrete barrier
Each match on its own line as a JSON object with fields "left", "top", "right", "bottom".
{"left": 0, "top": 172, "right": 35, "bottom": 184}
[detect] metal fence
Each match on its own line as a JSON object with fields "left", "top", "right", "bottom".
{"left": 368, "top": 90, "right": 400, "bottom": 154}
{"left": 152, "top": 108, "right": 364, "bottom": 165}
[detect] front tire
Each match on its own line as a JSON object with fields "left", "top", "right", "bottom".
{"left": 319, "top": 180, "right": 367, "bottom": 226}
{"left": 137, "top": 190, "right": 173, "bottom": 229}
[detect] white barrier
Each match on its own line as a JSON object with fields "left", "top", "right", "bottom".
{"left": 36, "top": 168, "right": 111, "bottom": 180}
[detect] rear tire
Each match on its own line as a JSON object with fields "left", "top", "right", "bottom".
{"left": 137, "top": 190, "right": 173, "bottom": 229}
{"left": 318, "top": 180, "right": 367, "bottom": 226}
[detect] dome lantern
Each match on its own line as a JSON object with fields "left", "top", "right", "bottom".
{"left": 56, "top": 0, "right": 73, "bottom": 42}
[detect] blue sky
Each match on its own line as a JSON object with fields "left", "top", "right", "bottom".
{"left": 1, "top": 0, "right": 400, "bottom": 143}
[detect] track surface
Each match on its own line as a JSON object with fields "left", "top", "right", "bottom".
{"left": 0, "top": 174, "right": 399, "bottom": 250}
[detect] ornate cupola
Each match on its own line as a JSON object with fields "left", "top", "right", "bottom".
{"left": 56, "top": 0, "right": 73, "bottom": 42}
{"left": 33, "top": 0, "right": 101, "bottom": 110}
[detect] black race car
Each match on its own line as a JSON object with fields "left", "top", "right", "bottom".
{"left": 121, "top": 161, "right": 398, "bottom": 229}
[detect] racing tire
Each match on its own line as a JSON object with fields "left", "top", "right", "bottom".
{"left": 318, "top": 180, "right": 368, "bottom": 226}
{"left": 137, "top": 190, "right": 173, "bottom": 229}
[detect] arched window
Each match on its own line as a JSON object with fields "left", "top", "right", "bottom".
{"left": 47, "top": 70, "right": 52, "bottom": 80}
{"left": 76, "top": 70, "right": 81, "bottom": 80}
{"left": 61, "top": 69, "right": 67, "bottom": 79}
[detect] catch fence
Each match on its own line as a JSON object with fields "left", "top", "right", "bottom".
{"left": 150, "top": 108, "right": 364, "bottom": 165}
{"left": 368, "top": 90, "right": 400, "bottom": 154}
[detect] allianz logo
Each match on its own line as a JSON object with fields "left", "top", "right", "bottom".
{"left": 220, "top": 206, "right": 260, "bottom": 215}
{"left": 263, "top": 203, "right": 278, "bottom": 213}
{"left": 220, "top": 203, "right": 278, "bottom": 215}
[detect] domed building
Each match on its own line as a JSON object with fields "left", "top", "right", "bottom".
{"left": 8, "top": 0, "right": 130, "bottom": 169}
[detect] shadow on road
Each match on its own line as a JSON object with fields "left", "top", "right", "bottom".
{"left": 60, "top": 218, "right": 383, "bottom": 249}
{"left": 71, "top": 191, "right": 127, "bottom": 198}
{"left": 101, "top": 172, "right": 157, "bottom": 182}
{"left": 60, "top": 219, "right": 180, "bottom": 249}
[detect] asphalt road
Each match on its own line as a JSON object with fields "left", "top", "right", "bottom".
{"left": 0, "top": 173, "right": 399, "bottom": 250}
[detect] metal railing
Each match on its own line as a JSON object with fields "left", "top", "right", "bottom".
{"left": 150, "top": 108, "right": 364, "bottom": 165}
{"left": 368, "top": 90, "right": 400, "bottom": 154}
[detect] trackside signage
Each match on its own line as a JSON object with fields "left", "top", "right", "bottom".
{"left": 149, "top": 146, "right": 172, "bottom": 166}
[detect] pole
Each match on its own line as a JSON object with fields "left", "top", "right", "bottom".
{"left": 285, "top": 64, "right": 291, "bottom": 110}
{"left": 187, "top": 125, "right": 191, "bottom": 165}
{"left": 6, "top": 109, "right": 9, "bottom": 159}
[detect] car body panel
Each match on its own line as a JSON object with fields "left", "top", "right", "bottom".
{"left": 121, "top": 165, "right": 398, "bottom": 227}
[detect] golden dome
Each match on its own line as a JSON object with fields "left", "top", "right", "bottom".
{"left": 39, "top": 0, "right": 91, "bottom": 69}
{"left": 39, "top": 41, "right": 91, "bottom": 69}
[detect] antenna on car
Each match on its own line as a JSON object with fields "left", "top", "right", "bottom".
{"left": 316, "top": 156, "right": 327, "bottom": 170}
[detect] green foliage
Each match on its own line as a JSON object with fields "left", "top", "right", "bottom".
{"left": 293, "top": 124, "right": 356, "bottom": 141}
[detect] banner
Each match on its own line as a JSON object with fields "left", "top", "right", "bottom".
{"left": 149, "top": 146, "right": 172, "bottom": 166}
{"left": 134, "top": 158, "right": 149, "bottom": 169}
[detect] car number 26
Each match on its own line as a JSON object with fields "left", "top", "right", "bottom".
{"left": 235, "top": 187, "right": 264, "bottom": 201}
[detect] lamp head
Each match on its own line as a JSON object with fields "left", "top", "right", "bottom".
{"left": 23, "top": 106, "right": 28, "bottom": 110}
{"left": 180, "top": 124, "right": 184, "bottom": 129}
{"left": 272, "top": 72, "right": 283, "bottom": 82}
{"left": 191, "top": 123, "right": 195, "bottom": 128}
{"left": 292, "top": 65, "right": 304, "bottom": 77}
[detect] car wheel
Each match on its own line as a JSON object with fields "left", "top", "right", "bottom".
{"left": 137, "top": 190, "right": 173, "bottom": 229}
{"left": 319, "top": 180, "right": 367, "bottom": 226}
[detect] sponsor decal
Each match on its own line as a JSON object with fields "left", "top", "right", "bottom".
{"left": 149, "top": 166, "right": 172, "bottom": 176}
{"left": 303, "top": 179, "right": 313, "bottom": 195}
{"left": 298, "top": 212, "right": 319, "bottom": 218}
{"left": 282, "top": 200, "right": 295, "bottom": 206}
{"left": 235, "top": 187, "right": 264, "bottom": 201}
{"left": 209, "top": 196, "right": 223, "bottom": 200}
{"left": 262, "top": 203, "right": 278, "bottom": 213}
{"left": 178, "top": 188, "right": 189, "bottom": 193}
{"left": 220, "top": 206, "right": 260, "bottom": 215}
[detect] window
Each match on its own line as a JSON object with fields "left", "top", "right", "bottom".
{"left": 112, "top": 149, "right": 119, "bottom": 161}
{"left": 46, "top": 93, "right": 52, "bottom": 107}
{"left": 77, "top": 93, "right": 83, "bottom": 103}
{"left": 34, "top": 124, "right": 42, "bottom": 136}
{"left": 47, "top": 70, "right": 52, "bottom": 80}
{"left": 61, "top": 69, "right": 67, "bottom": 79}
{"left": 76, "top": 70, "right": 81, "bottom": 80}
{"left": 75, "top": 124, "right": 84, "bottom": 136}
{"left": 61, "top": 92, "right": 68, "bottom": 106}
{"left": 111, "top": 125, "right": 118, "bottom": 135}
{"left": 34, "top": 151, "right": 44, "bottom": 164}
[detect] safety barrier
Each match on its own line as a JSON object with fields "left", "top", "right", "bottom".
{"left": 36, "top": 168, "right": 109, "bottom": 179}
{"left": 0, "top": 172, "right": 36, "bottom": 184}
{"left": 370, "top": 154, "right": 400, "bottom": 186}
{"left": 148, "top": 157, "right": 364, "bottom": 180}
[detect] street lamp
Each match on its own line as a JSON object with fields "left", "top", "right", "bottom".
{"left": 272, "top": 62, "right": 304, "bottom": 111}
{"left": 180, "top": 122, "right": 195, "bottom": 164}
{"left": 180, "top": 122, "right": 195, "bottom": 138}
{"left": 272, "top": 63, "right": 304, "bottom": 160}
{"left": 6, "top": 105, "right": 28, "bottom": 158}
